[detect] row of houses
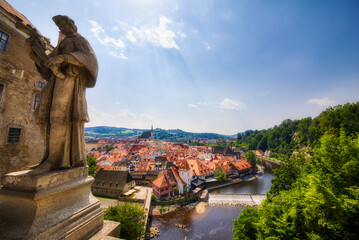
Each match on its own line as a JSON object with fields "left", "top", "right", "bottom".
{"left": 89, "top": 141, "right": 255, "bottom": 200}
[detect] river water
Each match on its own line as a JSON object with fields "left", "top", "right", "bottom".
{"left": 151, "top": 171, "right": 275, "bottom": 240}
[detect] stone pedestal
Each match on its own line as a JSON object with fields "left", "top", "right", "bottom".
{"left": 0, "top": 167, "right": 104, "bottom": 240}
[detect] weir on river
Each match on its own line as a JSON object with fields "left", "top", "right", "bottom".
{"left": 208, "top": 193, "right": 266, "bottom": 206}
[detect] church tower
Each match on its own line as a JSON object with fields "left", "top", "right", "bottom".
{"left": 151, "top": 124, "right": 154, "bottom": 140}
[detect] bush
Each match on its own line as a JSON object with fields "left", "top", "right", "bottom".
{"left": 104, "top": 203, "right": 145, "bottom": 240}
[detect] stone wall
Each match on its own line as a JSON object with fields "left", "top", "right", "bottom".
{"left": 0, "top": 12, "right": 46, "bottom": 183}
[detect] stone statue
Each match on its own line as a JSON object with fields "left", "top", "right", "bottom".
{"left": 28, "top": 15, "right": 98, "bottom": 174}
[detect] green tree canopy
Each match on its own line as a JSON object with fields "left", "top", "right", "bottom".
{"left": 246, "top": 150, "right": 257, "bottom": 166}
{"left": 104, "top": 203, "right": 146, "bottom": 240}
{"left": 86, "top": 155, "right": 98, "bottom": 177}
{"left": 233, "top": 130, "right": 359, "bottom": 239}
{"left": 216, "top": 171, "right": 227, "bottom": 182}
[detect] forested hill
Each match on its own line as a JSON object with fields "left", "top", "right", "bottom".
{"left": 237, "top": 102, "right": 359, "bottom": 156}
{"left": 85, "top": 126, "right": 235, "bottom": 141}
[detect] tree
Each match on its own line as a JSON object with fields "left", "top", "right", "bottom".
{"left": 86, "top": 155, "right": 98, "bottom": 177}
{"left": 233, "top": 131, "right": 359, "bottom": 239}
{"left": 246, "top": 150, "right": 257, "bottom": 166}
{"left": 104, "top": 144, "right": 114, "bottom": 153}
{"left": 216, "top": 171, "right": 227, "bottom": 182}
{"left": 233, "top": 207, "right": 259, "bottom": 240}
{"left": 104, "top": 203, "right": 146, "bottom": 240}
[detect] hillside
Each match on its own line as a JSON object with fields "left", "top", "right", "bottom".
{"left": 236, "top": 101, "right": 359, "bottom": 156}
{"left": 85, "top": 126, "right": 235, "bottom": 141}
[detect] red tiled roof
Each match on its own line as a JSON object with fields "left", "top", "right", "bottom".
{"left": 0, "top": 0, "right": 33, "bottom": 27}
{"left": 171, "top": 167, "right": 186, "bottom": 186}
{"left": 152, "top": 174, "right": 171, "bottom": 189}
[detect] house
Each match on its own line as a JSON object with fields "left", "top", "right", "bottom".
{"left": 152, "top": 174, "right": 173, "bottom": 199}
{"left": 254, "top": 150, "right": 264, "bottom": 157}
{"left": 91, "top": 169, "right": 136, "bottom": 198}
{"left": 169, "top": 166, "right": 187, "bottom": 194}
{"left": 264, "top": 150, "right": 272, "bottom": 157}
{"left": 178, "top": 160, "right": 191, "bottom": 192}
{"left": 232, "top": 160, "right": 253, "bottom": 177}
{"left": 0, "top": 0, "right": 54, "bottom": 183}
{"left": 233, "top": 148, "right": 242, "bottom": 160}
{"left": 212, "top": 146, "right": 234, "bottom": 156}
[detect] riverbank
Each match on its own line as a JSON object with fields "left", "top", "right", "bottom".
{"left": 151, "top": 203, "right": 195, "bottom": 216}
{"left": 151, "top": 171, "right": 262, "bottom": 216}
{"left": 150, "top": 170, "right": 275, "bottom": 240}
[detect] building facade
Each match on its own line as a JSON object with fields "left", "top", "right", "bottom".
{"left": 0, "top": 0, "right": 51, "bottom": 183}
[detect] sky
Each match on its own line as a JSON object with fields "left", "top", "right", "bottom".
{"left": 8, "top": 0, "right": 359, "bottom": 135}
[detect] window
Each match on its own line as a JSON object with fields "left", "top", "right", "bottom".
{"left": 38, "top": 81, "right": 45, "bottom": 88}
{"left": 0, "top": 30, "right": 9, "bottom": 52}
{"left": 33, "top": 94, "right": 40, "bottom": 110}
{"left": 7, "top": 127, "right": 21, "bottom": 143}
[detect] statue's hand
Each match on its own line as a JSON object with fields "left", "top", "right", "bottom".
{"left": 46, "top": 55, "right": 66, "bottom": 79}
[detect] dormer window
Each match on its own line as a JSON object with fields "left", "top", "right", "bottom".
{"left": 0, "top": 30, "right": 9, "bottom": 52}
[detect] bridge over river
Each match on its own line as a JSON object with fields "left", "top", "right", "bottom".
{"left": 208, "top": 193, "right": 266, "bottom": 206}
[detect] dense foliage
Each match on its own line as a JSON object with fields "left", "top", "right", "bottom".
{"left": 86, "top": 155, "right": 98, "bottom": 177}
{"left": 233, "top": 130, "right": 359, "bottom": 239}
{"left": 216, "top": 171, "right": 227, "bottom": 182}
{"left": 236, "top": 102, "right": 359, "bottom": 156}
{"left": 246, "top": 150, "right": 258, "bottom": 166}
{"left": 104, "top": 203, "right": 146, "bottom": 240}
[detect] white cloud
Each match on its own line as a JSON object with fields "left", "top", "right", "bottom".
{"left": 132, "top": 16, "right": 180, "bottom": 49}
{"left": 89, "top": 17, "right": 183, "bottom": 59}
{"left": 188, "top": 99, "right": 245, "bottom": 110}
{"left": 198, "top": 101, "right": 211, "bottom": 106}
{"left": 89, "top": 20, "right": 127, "bottom": 59}
{"left": 118, "top": 108, "right": 136, "bottom": 119}
{"left": 204, "top": 42, "right": 211, "bottom": 50}
{"left": 219, "top": 98, "right": 246, "bottom": 110}
{"left": 306, "top": 97, "right": 337, "bottom": 107}
{"left": 109, "top": 51, "right": 127, "bottom": 60}
{"left": 89, "top": 20, "right": 125, "bottom": 49}
{"left": 126, "top": 30, "right": 137, "bottom": 43}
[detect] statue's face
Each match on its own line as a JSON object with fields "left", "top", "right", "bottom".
{"left": 56, "top": 19, "right": 74, "bottom": 36}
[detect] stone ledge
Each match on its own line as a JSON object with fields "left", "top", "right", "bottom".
{"left": 88, "top": 220, "right": 122, "bottom": 240}
{"left": 3, "top": 166, "right": 88, "bottom": 191}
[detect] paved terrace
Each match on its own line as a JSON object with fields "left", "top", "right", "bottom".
{"left": 208, "top": 194, "right": 266, "bottom": 206}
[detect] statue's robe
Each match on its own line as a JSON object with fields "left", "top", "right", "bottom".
{"left": 36, "top": 32, "right": 98, "bottom": 168}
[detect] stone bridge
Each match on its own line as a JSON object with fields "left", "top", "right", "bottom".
{"left": 260, "top": 157, "right": 281, "bottom": 170}
{"left": 208, "top": 194, "right": 266, "bottom": 206}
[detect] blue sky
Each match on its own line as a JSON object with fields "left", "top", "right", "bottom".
{"left": 8, "top": 0, "right": 359, "bottom": 135}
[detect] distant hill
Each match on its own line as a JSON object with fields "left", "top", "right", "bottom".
{"left": 84, "top": 126, "right": 236, "bottom": 141}
{"left": 236, "top": 101, "right": 359, "bottom": 156}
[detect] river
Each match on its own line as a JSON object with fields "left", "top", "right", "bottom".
{"left": 151, "top": 171, "right": 275, "bottom": 240}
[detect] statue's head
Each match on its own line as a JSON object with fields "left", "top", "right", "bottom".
{"left": 52, "top": 15, "right": 77, "bottom": 35}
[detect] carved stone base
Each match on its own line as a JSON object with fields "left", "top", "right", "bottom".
{"left": 0, "top": 167, "right": 104, "bottom": 240}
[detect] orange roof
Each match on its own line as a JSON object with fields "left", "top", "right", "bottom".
{"left": 171, "top": 167, "right": 186, "bottom": 186}
{"left": 232, "top": 160, "right": 252, "bottom": 171}
{"left": 153, "top": 174, "right": 171, "bottom": 189}
{"left": 0, "top": 0, "right": 34, "bottom": 27}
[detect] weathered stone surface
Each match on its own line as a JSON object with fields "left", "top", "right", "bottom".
{"left": 3, "top": 166, "right": 88, "bottom": 191}
{"left": 0, "top": 167, "right": 104, "bottom": 240}
{"left": 89, "top": 220, "right": 121, "bottom": 240}
{"left": 0, "top": 6, "right": 47, "bottom": 184}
